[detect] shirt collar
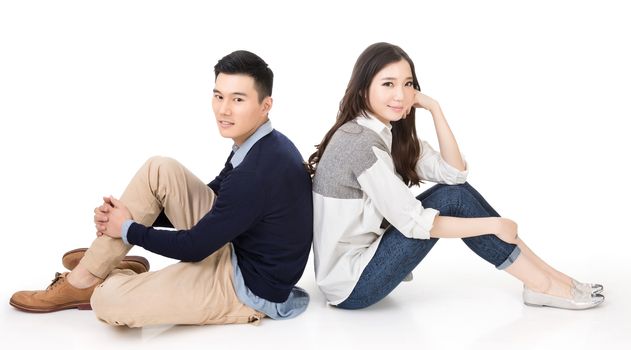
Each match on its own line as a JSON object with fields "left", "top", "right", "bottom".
{"left": 355, "top": 112, "right": 393, "bottom": 151}
{"left": 230, "top": 119, "right": 274, "bottom": 168}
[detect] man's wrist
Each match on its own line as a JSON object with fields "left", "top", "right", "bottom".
{"left": 121, "top": 219, "right": 135, "bottom": 246}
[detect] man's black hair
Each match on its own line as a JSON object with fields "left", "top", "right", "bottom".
{"left": 214, "top": 50, "right": 273, "bottom": 102}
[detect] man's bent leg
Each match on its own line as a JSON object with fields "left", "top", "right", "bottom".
{"left": 91, "top": 245, "right": 263, "bottom": 327}
{"left": 10, "top": 157, "right": 216, "bottom": 313}
{"left": 80, "top": 156, "right": 216, "bottom": 279}
{"left": 85, "top": 157, "right": 258, "bottom": 327}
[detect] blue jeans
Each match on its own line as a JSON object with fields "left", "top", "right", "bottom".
{"left": 336, "top": 182, "right": 521, "bottom": 310}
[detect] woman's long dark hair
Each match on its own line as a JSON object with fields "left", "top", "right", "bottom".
{"left": 307, "top": 42, "right": 423, "bottom": 186}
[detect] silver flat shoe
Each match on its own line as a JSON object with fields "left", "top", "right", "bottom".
{"left": 523, "top": 286, "right": 605, "bottom": 310}
{"left": 572, "top": 279, "right": 604, "bottom": 295}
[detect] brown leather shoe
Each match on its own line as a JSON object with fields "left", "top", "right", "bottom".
{"left": 62, "top": 248, "right": 150, "bottom": 274}
{"left": 10, "top": 272, "right": 95, "bottom": 312}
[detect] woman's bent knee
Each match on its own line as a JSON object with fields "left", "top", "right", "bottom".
{"left": 431, "top": 183, "right": 470, "bottom": 201}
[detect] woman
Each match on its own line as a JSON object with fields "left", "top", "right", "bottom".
{"left": 307, "top": 42, "right": 603, "bottom": 310}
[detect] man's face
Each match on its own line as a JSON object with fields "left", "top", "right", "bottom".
{"left": 212, "top": 73, "right": 272, "bottom": 145}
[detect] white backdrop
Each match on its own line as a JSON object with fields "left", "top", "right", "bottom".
{"left": 1, "top": 0, "right": 630, "bottom": 348}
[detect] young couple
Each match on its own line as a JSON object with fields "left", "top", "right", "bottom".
{"left": 10, "top": 44, "right": 604, "bottom": 328}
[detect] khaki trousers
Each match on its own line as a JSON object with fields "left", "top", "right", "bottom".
{"left": 81, "top": 156, "right": 264, "bottom": 327}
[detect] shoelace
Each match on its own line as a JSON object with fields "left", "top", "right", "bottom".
{"left": 46, "top": 272, "right": 65, "bottom": 291}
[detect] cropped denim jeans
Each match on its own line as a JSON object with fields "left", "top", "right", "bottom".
{"left": 337, "top": 182, "right": 521, "bottom": 310}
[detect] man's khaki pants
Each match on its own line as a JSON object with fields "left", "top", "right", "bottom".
{"left": 80, "top": 156, "right": 264, "bottom": 327}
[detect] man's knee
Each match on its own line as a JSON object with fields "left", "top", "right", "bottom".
{"left": 90, "top": 280, "right": 126, "bottom": 325}
{"left": 91, "top": 283, "right": 113, "bottom": 313}
{"left": 143, "top": 156, "right": 183, "bottom": 178}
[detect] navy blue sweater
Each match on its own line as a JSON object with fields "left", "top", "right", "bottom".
{"left": 127, "top": 130, "right": 313, "bottom": 302}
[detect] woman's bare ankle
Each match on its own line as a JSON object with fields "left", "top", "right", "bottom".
{"left": 528, "top": 276, "right": 572, "bottom": 298}
{"left": 545, "top": 278, "right": 572, "bottom": 298}
{"left": 526, "top": 275, "right": 552, "bottom": 294}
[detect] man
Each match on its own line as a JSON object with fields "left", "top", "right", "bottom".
{"left": 10, "top": 50, "right": 313, "bottom": 327}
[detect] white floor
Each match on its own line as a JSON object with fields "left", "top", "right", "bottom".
{"left": 3, "top": 241, "right": 630, "bottom": 350}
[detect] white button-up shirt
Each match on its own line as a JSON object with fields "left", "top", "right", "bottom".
{"left": 312, "top": 113, "right": 469, "bottom": 304}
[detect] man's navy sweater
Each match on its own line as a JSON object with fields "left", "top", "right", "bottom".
{"left": 127, "top": 130, "right": 313, "bottom": 303}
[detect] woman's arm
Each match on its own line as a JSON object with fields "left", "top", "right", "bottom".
{"left": 430, "top": 216, "right": 519, "bottom": 244}
{"left": 356, "top": 147, "right": 518, "bottom": 244}
{"left": 410, "top": 93, "right": 515, "bottom": 243}
{"left": 412, "top": 92, "right": 466, "bottom": 171}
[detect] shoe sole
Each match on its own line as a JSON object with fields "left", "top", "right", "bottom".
{"left": 62, "top": 248, "right": 150, "bottom": 273}
{"left": 9, "top": 298, "right": 92, "bottom": 312}
{"left": 523, "top": 296, "right": 605, "bottom": 310}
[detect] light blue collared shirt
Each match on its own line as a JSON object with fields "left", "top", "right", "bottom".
{"left": 230, "top": 119, "right": 273, "bottom": 167}
{"left": 231, "top": 246, "right": 309, "bottom": 320}
{"left": 122, "top": 119, "right": 309, "bottom": 319}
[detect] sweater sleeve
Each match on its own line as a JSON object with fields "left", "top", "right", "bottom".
{"left": 356, "top": 146, "right": 439, "bottom": 239}
{"left": 127, "top": 170, "right": 263, "bottom": 262}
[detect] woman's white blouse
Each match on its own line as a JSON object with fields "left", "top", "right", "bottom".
{"left": 312, "top": 113, "right": 468, "bottom": 304}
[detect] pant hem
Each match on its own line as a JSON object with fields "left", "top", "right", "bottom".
{"left": 496, "top": 246, "right": 521, "bottom": 270}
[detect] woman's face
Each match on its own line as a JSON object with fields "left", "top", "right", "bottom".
{"left": 367, "top": 59, "right": 416, "bottom": 125}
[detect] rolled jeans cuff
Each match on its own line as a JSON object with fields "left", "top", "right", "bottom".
{"left": 496, "top": 246, "right": 521, "bottom": 270}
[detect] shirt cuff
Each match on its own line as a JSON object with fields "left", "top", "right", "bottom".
{"left": 440, "top": 157, "right": 469, "bottom": 184}
{"left": 409, "top": 207, "right": 440, "bottom": 239}
{"left": 121, "top": 219, "right": 135, "bottom": 246}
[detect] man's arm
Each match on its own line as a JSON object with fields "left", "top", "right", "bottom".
{"left": 103, "top": 170, "right": 263, "bottom": 262}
